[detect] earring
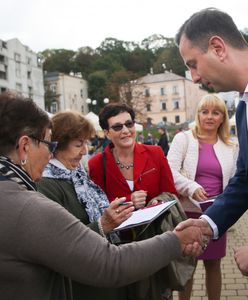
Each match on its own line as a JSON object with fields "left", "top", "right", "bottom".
{"left": 21, "top": 159, "right": 27, "bottom": 166}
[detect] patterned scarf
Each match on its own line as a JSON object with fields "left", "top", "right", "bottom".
{"left": 42, "top": 160, "right": 110, "bottom": 222}
{"left": 0, "top": 156, "right": 36, "bottom": 191}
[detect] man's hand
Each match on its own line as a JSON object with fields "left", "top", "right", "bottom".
{"left": 234, "top": 246, "right": 248, "bottom": 276}
{"left": 176, "top": 218, "right": 213, "bottom": 238}
{"left": 173, "top": 226, "right": 203, "bottom": 257}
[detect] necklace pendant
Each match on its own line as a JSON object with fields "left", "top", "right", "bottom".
{"left": 116, "top": 158, "right": 133, "bottom": 170}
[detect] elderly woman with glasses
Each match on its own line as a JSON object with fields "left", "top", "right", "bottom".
{"left": 88, "top": 103, "right": 178, "bottom": 300}
{"left": 0, "top": 93, "right": 204, "bottom": 300}
{"left": 37, "top": 110, "right": 136, "bottom": 300}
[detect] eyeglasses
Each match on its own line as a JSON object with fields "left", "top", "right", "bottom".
{"left": 110, "top": 120, "right": 135, "bottom": 132}
{"left": 29, "top": 135, "right": 58, "bottom": 153}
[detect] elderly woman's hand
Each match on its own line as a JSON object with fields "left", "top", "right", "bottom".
{"left": 100, "top": 197, "right": 134, "bottom": 234}
{"left": 131, "top": 190, "right": 147, "bottom": 209}
{"left": 192, "top": 187, "right": 208, "bottom": 201}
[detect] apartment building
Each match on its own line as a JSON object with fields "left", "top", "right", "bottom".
{"left": 44, "top": 72, "right": 88, "bottom": 114}
{"left": 123, "top": 72, "right": 208, "bottom": 125}
{"left": 0, "top": 38, "right": 44, "bottom": 108}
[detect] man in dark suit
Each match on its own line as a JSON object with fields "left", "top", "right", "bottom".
{"left": 157, "top": 124, "right": 170, "bottom": 156}
{"left": 175, "top": 7, "right": 248, "bottom": 276}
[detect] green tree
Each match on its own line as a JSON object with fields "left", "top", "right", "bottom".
{"left": 153, "top": 46, "right": 186, "bottom": 76}
{"left": 105, "top": 69, "right": 136, "bottom": 102}
{"left": 72, "top": 46, "right": 99, "bottom": 79}
{"left": 41, "top": 49, "right": 76, "bottom": 74}
{"left": 88, "top": 70, "right": 108, "bottom": 113}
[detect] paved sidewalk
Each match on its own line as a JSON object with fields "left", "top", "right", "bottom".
{"left": 173, "top": 211, "right": 248, "bottom": 300}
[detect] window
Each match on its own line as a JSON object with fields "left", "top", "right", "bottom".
{"left": 15, "top": 62, "right": 21, "bottom": 78}
{"left": 173, "top": 100, "right": 179, "bottom": 109}
{"left": 80, "top": 89, "right": 84, "bottom": 98}
{"left": 14, "top": 53, "right": 21, "bottom": 62}
{"left": 51, "top": 102, "right": 58, "bottom": 113}
{"left": 0, "top": 72, "right": 6, "bottom": 79}
{"left": 145, "top": 89, "right": 150, "bottom": 97}
{"left": 146, "top": 104, "right": 151, "bottom": 111}
{"left": 50, "top": 84, "right": 57, "bottom": 93}
{"left": 0, "top": 65, "right": 7, "bottom": 79}
{"left": 172, "top": 85, "right": 179, "bottom": 94}
{"left": 160, "top": 87, "right": 165, "bottom": 95}
{"left": 16, "top": 83, "right": 22, "bottom": 96}
{"left": 162, "top": 102, "right": 166, "bottom": 111}
{"left": 162, "top": 116, "right": 167, "bottom": 123}
{"left": 0, "top": 87, "right": 7, "bottom": 93}
{"left": 27, "top": 57, "right": 32, "bottom": 65}
{"left": 175, "top": 115, "right": 180, "bottom": 123}
{"left": 28, "top": 86, "right": 33, "bottom": 99}
{"left": 27, "top": 71, "right": 31, "bottom": 79}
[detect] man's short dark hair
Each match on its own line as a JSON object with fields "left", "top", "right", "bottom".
{"left": 175, "top": 7, "right": 247, "bottom": 51}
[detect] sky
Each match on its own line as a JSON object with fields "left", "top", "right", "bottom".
{"left": 1, "top": 0, "right": 248, "bottom": 53}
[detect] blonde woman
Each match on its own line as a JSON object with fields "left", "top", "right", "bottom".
{"left": 167, "top": 94, "right": 239, "bottom": 300}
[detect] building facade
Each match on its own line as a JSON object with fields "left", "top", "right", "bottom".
{"left": 44, "top": 72, "right": 88, "bottom": 114}
{"left": 0, "top": 38, "right": 44, "bottom": 108}
{"left": 122, "top": 72, "right": 208, "bottom": 126}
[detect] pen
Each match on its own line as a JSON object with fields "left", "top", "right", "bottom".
{"left": 119, "top": 201, "right": 133, "bottom": 206}
{"left": 99, "top": 205, "right": 109, "bottom": 209}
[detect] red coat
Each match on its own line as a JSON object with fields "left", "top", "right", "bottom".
{"left": 88, "top": 143, "right": 177, "bottom": 203}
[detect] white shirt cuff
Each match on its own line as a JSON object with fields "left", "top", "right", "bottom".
{"left": 200, "top": 215, "right": 219, "bottom": 239}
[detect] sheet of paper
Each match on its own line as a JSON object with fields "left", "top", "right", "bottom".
{"left": 113, "top": 200, "right": 177, "bottom": 231}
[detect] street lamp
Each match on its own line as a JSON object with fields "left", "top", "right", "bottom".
{"left": 103, "top": 98, "right": 109, "bottom": 104}
{"left": 86, "top": 98, "right": 93, "bottom": 112}
{"left": 86, "top": 98, "right": 110, "bottom": 113}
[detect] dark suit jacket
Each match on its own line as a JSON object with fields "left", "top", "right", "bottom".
{"left": 158, "top": 133, "right": 169, "bottom": 156}
{"left": 205, "top": 100, "right": 248, "bottom": 236}
{"left": 88, "top": 143, "right": 177, "bottom": 203}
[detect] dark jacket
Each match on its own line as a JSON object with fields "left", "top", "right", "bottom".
{"left": 205, "top": 100, "right": 248, "bottom": 236}
{"left": 158, "top": 133, "right": 169, "bottom": 156}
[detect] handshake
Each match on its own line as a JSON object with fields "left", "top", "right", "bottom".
{"left": 173, "top": 218, "right": 248, "bottom": 277}
{"left": 173, "top": 218, "right": 212, "bottom": 257}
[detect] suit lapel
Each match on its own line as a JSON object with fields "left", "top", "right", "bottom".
{"left": 236, "top": 101, "right": 248, "bottom": 171}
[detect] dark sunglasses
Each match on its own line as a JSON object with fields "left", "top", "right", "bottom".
{"left": 29, "top": 135, "right": 58, "bottom": 153}
{"left": 110, "top": 120, "right": 135, "bottom": 132}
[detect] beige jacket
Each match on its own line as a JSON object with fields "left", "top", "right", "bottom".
{"left": 167, "top": 130, "right": 238, "bottom": 198}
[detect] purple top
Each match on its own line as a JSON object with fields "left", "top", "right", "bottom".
{"left": 195, "top": 143, "right": 223, "bottom": 198}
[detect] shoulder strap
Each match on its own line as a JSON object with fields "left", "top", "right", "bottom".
{"left": 180, "top": 132, "right": 190, "bottom": 178}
